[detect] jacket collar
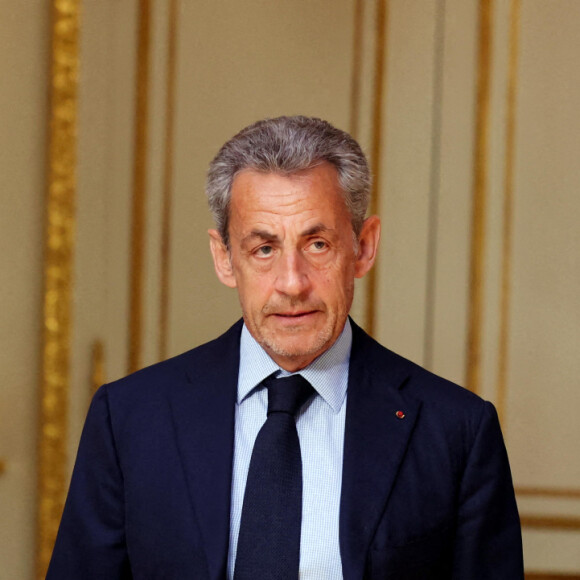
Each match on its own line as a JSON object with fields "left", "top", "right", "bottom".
{"left": 169, "top": 318, "right": 421, "bottom": 580}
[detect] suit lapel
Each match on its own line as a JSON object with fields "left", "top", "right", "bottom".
{"left": 340, "top": 323, "right": 422, "bottom": 580}
{"left": 166, "top": 319, "right": 420, "bottom": 579}
{"left": 168, "top": 321, "right": 243, "bottom": 580}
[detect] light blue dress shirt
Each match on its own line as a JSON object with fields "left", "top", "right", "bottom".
{"left": 227, "top": 321, "right": 352, "bottom": 580}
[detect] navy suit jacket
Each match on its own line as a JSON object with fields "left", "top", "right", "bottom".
{"left": 47, "top": 319, "right": 523, "bottom": 579}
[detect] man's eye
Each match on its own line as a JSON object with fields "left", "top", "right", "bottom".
{"left": 256, "top": 245, "right": 273, "bottom": 256}
{"left": 310, "top": 240, "right": 327, "bottom": 252}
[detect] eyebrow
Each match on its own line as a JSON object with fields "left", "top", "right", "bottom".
{"left": 302, "top": 223, "right": 330, "bottom": 237}
{"left": 241, "top": 223, "right": 332, "bottom": 247}
{"left": 240, "top": 229, "right": 280, "bottom": 248}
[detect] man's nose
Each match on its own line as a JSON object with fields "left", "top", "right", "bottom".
{"left": 273, "top": 250, "right": 311, "bottom": 297}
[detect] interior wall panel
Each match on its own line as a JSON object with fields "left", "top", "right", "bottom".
{"left": 524, "top": 529, "right": 580, "bottom": 576}
{"left": 479, "top": 0, "right": 512, "bottom": 407}
{"left": 0, "top": 3, "right": 48, "bottom": 578}
{"left": 504, "top": 0, "right": 580, "bottom": 573}
{"left": 507, "top": 0, "right": 580, "bottom": 488}
{"left": 71, "top": 0, "right": 114, "bottom": 471}
{"left": 70, "top": 0, "right": 138, "bottom": 478}
{"left": 349, "top": 0, "right": 379, "bottom": 329}
{"left": 141, "top": 0, "right": 171, "bottom": 370}
{"left": 375, "top": 0, "right": 438, "bottom": 365}
{"left": 103, "top": 0, "right": 138, "bottom": 383}
{"left": 430, "top": 0, "right": 478, "bottom": 387}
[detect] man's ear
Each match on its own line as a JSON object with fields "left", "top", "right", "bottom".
{"left": 354, "top": 215, "right": 381, "bottom": 278}
{"left": 209, "top": 229, "right": 237, "bottom": 288}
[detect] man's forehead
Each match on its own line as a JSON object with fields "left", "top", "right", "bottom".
{"left": 232, "top": 164, "right": 340, "bottom": 202}
{"left": 230, "top": 179, "right": 342, "bottom": 221}
{"left": 241, "top": 223, "right": 333, "bottom": 243}
{"left": 226, "top": 164, "right": 352, "bottom": 243}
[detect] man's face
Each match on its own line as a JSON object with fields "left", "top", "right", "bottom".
{"left": 209, "top": 163, "right": 379, "bottom": 371}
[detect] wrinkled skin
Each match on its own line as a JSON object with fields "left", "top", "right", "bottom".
{"left": 209, "top": 163, "right": 380, "bottom": 372}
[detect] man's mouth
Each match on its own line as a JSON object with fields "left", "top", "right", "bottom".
{"left": 270, "top": 310, "right": 319, "bottom": 322}
{"left": 275, "top": 311, "right": 315, "bottom": 317}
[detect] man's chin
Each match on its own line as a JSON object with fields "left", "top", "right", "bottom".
{"left": 267, "top": 342, "right": 319, "bottom": 359}
{"left": 259, "top": 329, "right": 333, "bottom": 364}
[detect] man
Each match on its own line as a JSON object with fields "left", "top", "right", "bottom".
{"left": 48, "top": 116, "right": 523, "bottom": 579}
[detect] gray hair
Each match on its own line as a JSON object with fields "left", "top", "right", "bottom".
{"left": 206, "top": 116, "right": 371, "bottom": 247}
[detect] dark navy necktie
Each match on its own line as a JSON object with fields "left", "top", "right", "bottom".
{"left": 234, "top": 374, "right": 314, "bottom": 580}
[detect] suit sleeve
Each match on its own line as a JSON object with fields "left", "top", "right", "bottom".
{"left": 451, "top": 401, "right": 524, "bottom": 579}
{"left": 46, "top": 385, "right": 132, "bottom": 579}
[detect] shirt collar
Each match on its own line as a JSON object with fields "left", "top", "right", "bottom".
{"left": 238, "top": 319, "right": 352, "bottom": 414}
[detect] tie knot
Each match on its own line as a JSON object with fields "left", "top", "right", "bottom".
{"left": 264, "top": 374, "right": 314, "bottom": 417}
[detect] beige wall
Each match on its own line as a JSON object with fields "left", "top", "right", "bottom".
{"left": 504, "top": 1, "right": 580, "bottom": 571}
{"left": 1, "top": 1, "right": 579, "bottom": 578}
{"left": 0, "top": 1, "right": 49, "bottom": 578}
{"left": 168, "top": 0, "right": 355, "bottom": 359}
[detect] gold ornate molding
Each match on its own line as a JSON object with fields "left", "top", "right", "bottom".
{"left": 465, "top": 0, "right": 493, "bottom": 394}
{"left": 518, "top": 484, "right": 580, "bottom": 531}
{"left": 129, "top": 0, "right": 152, "bottom": 373}
{"left": 496, "top": 0, "right": 521, "bottom": 427}
{"left": 159, "top": 0, "right": 178, "bottom": 361}
{"left": 348, "top": 0, "right": 364, "bottom": 140}
{"left": 91, "top": 340, "right": 105, "bottom": 395}
{"left": 516, "top": 486, "right": 580, "bottom": 499}
{"left": 365, "top": 0, "right": 389, "bottom": 336}
{"left": 37, "top": 1, "right": 80, "bottom": 578}
{"left": 526, "top": 574, "right": 580, "bottom": 580}
{"left": 520, "top": 514, "right": 580, "bottom": 531}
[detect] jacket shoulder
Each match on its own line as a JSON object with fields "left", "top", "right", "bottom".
{"left": 100, "top": 319, "right": 243, "bottom": 403}
{"left": 350, "top": 319, "right": 485, "bottom": 413}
